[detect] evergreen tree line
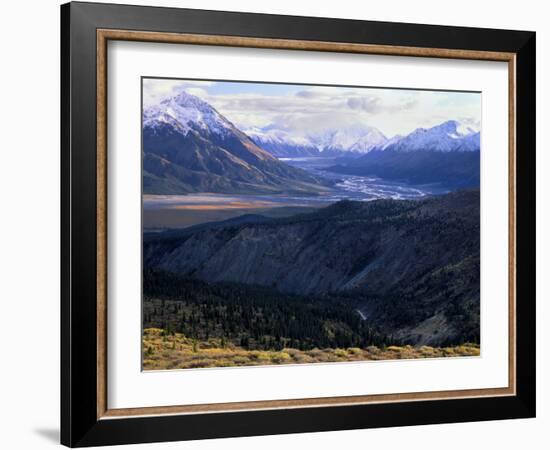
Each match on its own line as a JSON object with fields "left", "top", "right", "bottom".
{"left": 143, "top": 269, "right": 393, "bottom": 350}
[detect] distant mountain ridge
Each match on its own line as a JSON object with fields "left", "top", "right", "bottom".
{"left": 245, "top": 120, "right": 478, "bottom": 158}
{"left": 143, "top": 91, "right": 329, "bottom": 195}
{"left": 371, "top": 120, "right": 480, "bottom": 153}
{"left": 244, "top": 128, "right": 320, "bottom": 158}
{"left": 246, "top": 124, "right": 387, "bottom": 157}
{"left": 327, "top": 120, "right": 481, "bottom": 189}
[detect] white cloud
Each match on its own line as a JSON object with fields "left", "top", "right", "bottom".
{"left": 184, "top": 87, "right": 209, "bottom": 98}
{"left": 143, "top": 79, "right": 481, "bottom": 138}
{"left": 207, "top": 89, "right": 479, "bottom": 137}
{"left": 142, "top": 79, "right": 213, "bottom": 108}
{"left": 346, "top": 96, "right": 381, "bottom": 113}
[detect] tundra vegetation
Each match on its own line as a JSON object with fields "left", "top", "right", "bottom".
{"left": 142, "top": 328, "right": 480, "bottom": 370}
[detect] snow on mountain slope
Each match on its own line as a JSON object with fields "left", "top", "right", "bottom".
{"left": 145, "top": 91, "right": 479, "bottom": 161}
{"left": 246, "top": 128, "right": 311, "bottom": 147}
{"left": 326, "top": 120, "right": 481, "bottom": 189}
{"left": 316, "top": 125, "right": 387, "bottom": 153}
{"left": 144, "top": 91, "right": 234, "bottom": 138}
{"left": 378, "top": 120, "right": 480, "bottom": 153}
{"left": 246, "top": 124, "right": 388, "bottom": 156}
{"left": 142, "top": 91, "right": 328, "bottom": 195}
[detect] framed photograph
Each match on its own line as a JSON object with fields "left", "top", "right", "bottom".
{"left": 61, "top": 2, "right": 536, "bottom": 447}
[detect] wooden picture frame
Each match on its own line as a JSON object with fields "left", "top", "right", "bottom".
{"left": 61, "top": 1, "right": 535, "bottom": 447}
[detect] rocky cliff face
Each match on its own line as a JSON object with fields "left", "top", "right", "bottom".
{"left": 144, "top": 190, "right": 480, "bottom": 345}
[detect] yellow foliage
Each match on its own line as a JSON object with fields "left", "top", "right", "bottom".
{"left": 347, "top": 347, "right": 362, "bottom": 355}
{"left": 252, "top": 351, "right": 272, "bottom": 361}
{"left": 386, "top": 346, "right": 403, "bottom": 352}
{"left": 271, "top": 352, "right": 292, "bottom": 363}
{"left": 141, "top": 331, "right": 481, "bottom": 370}
{"left": 143, "top": 328, "right": 164, "bottom": 335}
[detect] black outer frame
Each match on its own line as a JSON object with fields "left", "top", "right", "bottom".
{"left": 60, "top": 1, "right": 536, "bottom": 447}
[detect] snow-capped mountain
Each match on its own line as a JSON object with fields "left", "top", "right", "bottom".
{"left": 327, "top": 120, "right": 481, "bottom": 189}
{"left": 144, "top": 91, "right": 235, "bottom": 138}
{"left": 376, "top": 120, "right": 480, "bottom": 153}
{"left": 245, "top": 128, "right": 320, "bottom": 157}
{"left": 313, "top": 125, "right": 387, "bottom": 154}
{"left": 142, "top": 91, "right": 327, "bottom": 195}
{"left": 379, "top": 134, "right": 404, "bottom": 150}
{"left": 246, "top": 124, "right": 388, "bottom": 157}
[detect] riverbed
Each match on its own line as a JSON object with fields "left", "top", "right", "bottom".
{"left": 143, "top": 157, "right": 449, "bottom": 229}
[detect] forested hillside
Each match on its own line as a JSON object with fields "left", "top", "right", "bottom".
{"left": 144, "top": 189, "right": 480, "bottom": 346}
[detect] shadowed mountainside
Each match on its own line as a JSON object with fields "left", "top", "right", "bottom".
{"left": 327, "top": 120, "right": 480, "bottom": 189}
{"left": 144, "top": 189, "right": 480, "bottom": 345}
{"left": 328, "top": 149, "right": 480, "bottom": 189}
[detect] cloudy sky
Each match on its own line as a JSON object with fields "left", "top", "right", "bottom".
{"left": 143, "top": 78, "right": 481, "bottom": 138}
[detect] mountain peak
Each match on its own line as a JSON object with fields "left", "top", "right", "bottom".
{"left": 169, "top": 90, "right": 213, "bottom": 112}
{"left": 432, "top": 120, "right": 478, "bottom": 137}
{"left": 247, "top": 123, "right": 388, "bottom": 156}
{"left": 310, "top": 123, "right": 387, "bottom": 153}
{"left": 379, "top": 120, "right": 480, "bottom": 153}
{"left": 142, "top": 89, "right": 328, "bottom": 195}
{"left": 145, "top": 90, "right": 233, "bottom": 137}
{"left": 435, "top": 119, "right": 459, "bottom": 131}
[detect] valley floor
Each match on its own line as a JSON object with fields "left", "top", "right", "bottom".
{"left": 142, "top": 328, "right": 480, "bottom": 370}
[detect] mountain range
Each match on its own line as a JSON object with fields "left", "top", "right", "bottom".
{"left": 246, "top": 124, "right": 387, "bottom": 157}
{"left": 142, "top": 91, "right": 328, "bottom": 195}
{"left": 372, "top": 120, "right": 480, "bottom": 153}
{"left": 143, "top": 90, "right": 481, "bottom": 193}
{"left": 327, "top": 120, "right": 481, "bottom": 188}
{"left": 144, "top": 189, "right": 480, "bottom": 345}
{"left": 245, "top": 119, "right": 479, "bottom": 158}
